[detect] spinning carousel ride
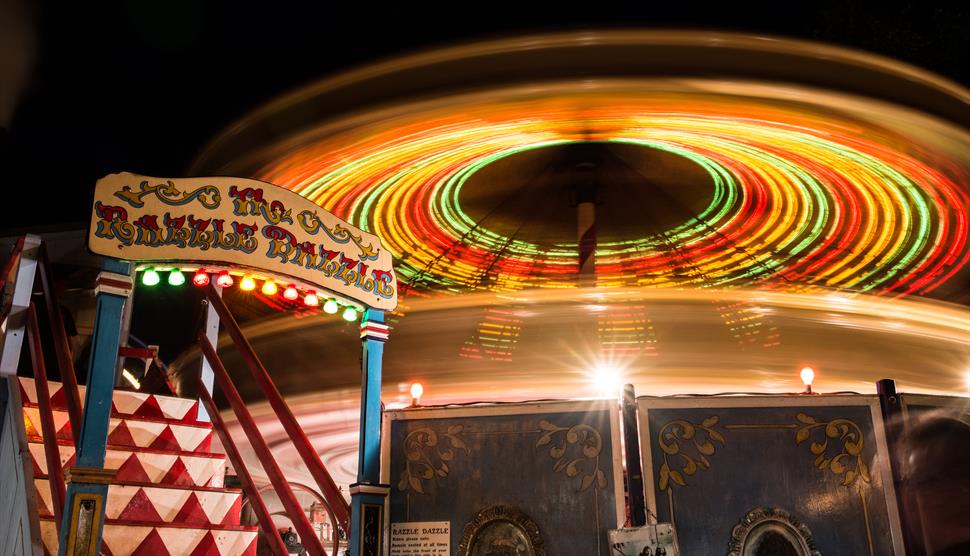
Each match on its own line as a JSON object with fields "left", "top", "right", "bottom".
{"left": 176, "top": 31, "right": 970, "bottom": 489}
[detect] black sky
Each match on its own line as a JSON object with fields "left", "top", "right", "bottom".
{"left": 2, "top": 1, "right": 968, "bottom": 232}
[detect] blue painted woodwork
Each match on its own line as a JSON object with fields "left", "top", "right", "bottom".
{"left": 350, "top": 309, "right": 387, "bottom": 555}
{"left": 57, "top": 259, "right": 131, "bottom": 556}
{"left": 387, "top": 406, "right": 620, "bottom": 555}
{"left": 641, "top": 402, "right": 898, "bottom": 555}
{"left": 358, "top": 309, "right": 385, "bottom": 483}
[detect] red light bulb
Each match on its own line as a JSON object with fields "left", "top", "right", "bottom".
{"left": 193, "top": 270, "right": 210, "bottom": 287}
{"left": 303, "top": 291, "right": 319, "bottom": 307}
{"left": 283, "top": 284, "right": 299, "bottom": 300}
{"left": 216, "top": 271, "right": 233, "bottom": 288}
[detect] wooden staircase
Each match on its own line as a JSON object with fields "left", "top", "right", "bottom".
{"left": 19, "top": 378, "right": 258, "bottom": 556}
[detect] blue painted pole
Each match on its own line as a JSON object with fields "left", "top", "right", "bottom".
{"left": 350, "top": 309, "right": 390, "bottom": 556}
{"left": 57, "top": 259, "right": 132, "bottom": 556}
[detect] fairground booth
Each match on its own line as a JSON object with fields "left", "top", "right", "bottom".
{"left": 2, "top": 31, "right": 968, "bottom": 556}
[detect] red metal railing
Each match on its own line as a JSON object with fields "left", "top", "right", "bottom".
{"left": 201, "top": 284, "right": 351, "bottom": 532}
{"left": 26, "top": 303, "right": 66, "bottom": 529}
{"left": 38, "top": 243, "right": 83, "bottom": 445}
{"left": 196, "top": 381, "right": 291, "bottom": 556}
{"left": 197, "top": 334, "right": 330, "bottom": 556}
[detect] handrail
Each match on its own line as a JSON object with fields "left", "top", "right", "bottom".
{"left": 197, "top": 333, "right": 329, "bottom": 556}
{"left": 0, "top": 237, "right": 26, "bottom": 322}
{"left": 196, "top": 381, "right": 290, "bottom": 556}
{"left": 38, "top": 243, "right": 83, "bottom": 445}
{"left": 26, "top": 303, "right": 66, "bottom": 529}
{"left": 202, "top": 283, "right": 351, "bottom": 532}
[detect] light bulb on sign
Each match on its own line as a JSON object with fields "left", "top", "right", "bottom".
{"left": 410, "top": 382, "right": 424, "bottom": 406}
{"left": 800, "top": 366, "right": 815, "bottom": 394}
{"left": 323, "top": 299, "right": 339, "bottom": 314}
{"left": 261, "top": 280, "right": 278, "bottom": 296}
{"left": 240, "top": 276, "right": 256, "bottom": 291}
{"left": 193, "top": 269, "right": 210, "bottom": 287}
{"left": 304, "top": 291, "right": 320, "bottom": 307}
{"left": 215, "top": 271, "right": 234, "bottom": 288}
{"left": 141, "top": 269, "right": 160, "bottom": 286}
{"left": 283, "top": 284, "right": 299, "bottom": 300}
{"left": 168, "top": 270, "right": 185, "bottom": 286}
{"left": 342, "top": 307, "right": 358, "bottom": 322}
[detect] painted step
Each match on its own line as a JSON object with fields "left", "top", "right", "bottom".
{"left": 35, "top": 480, "right": 243, "bottom": 527}
{"left": 29, "top": 442, "right": 226, "bottom": 488}
{"left": 39, "top": 518, "right": 257, "bottom": 556}
{"left": 22, "top": 406, "right": 213, "bottom": 453}
{"left": 19, "top": 377, "right": 206, "bottom": 425}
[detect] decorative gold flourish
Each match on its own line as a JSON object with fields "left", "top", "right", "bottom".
{"left": 114, "top": 180, "right": 221, "bottom": 209}
{"left": 657, "top": 416, "right": 725, "bottom": 491}
{"left": 536, "top": 419, "right": 607, "bottom": 491}
{"left": 297, "top": 211, "right": 379, "bottom": 260}
{"left": 397, "top": 425, "right": 468, "bottom": 495}
{"left": 793, "top": 413, "right": 871, "bottom": 487}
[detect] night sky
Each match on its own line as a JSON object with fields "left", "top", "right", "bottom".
{"left": 1, "top": 2, "right": 968, "bottom": 232}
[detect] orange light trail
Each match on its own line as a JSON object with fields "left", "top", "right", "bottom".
{"left": 254, "top": 88, "right": 969, "bottom": 297}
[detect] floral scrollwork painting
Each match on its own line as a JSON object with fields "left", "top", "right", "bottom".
{"left": 657, "top": 416, "right": 725, "bottom": 491}
{"left": 793, "top": 413, "right": 871, "bottom": 487}
{"left": 536, "top": 419, "right": 608, "bottom": 491}
{"left": 397, "top": 425, "right": 469, "bottom": 495}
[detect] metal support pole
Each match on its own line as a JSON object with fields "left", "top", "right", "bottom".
{"left": 0, "top": 234, "right": 41, "bottom": 377}
{"left": 57, "top": 259, "right": 131, "bottom": 556}
{"left": 622, "top": 384, "right": 646, "bottom": 526}
{"left": 196, "top": 286, "right": 220, "bottom": 422}
{"left": 876, "top": 378, "right": 925, "bottom": 555}
{"left": 350, "top": 309, "right": 389, "bottom": 556}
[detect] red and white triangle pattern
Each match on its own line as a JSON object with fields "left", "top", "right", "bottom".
{"left": 23, "top": 407, "right": 213, "bottom": 452}
{"left": 29, "top": 443, "right": 227, "bottom": 487}
{"left": 35, "top": 480, "right": 242, "bottom": 526}
{"left": 20, "top": 378, "right": 204, "bottom": 423}
{"left": 39, "top": 519, "right": 256, "bottom": 556}
{"left": 23, "top": 377, "right": 261, "bottom": 555}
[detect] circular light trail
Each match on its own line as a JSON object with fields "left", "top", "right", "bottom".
{"left": 254, "top": 86, "right": 969, "bottom": 298}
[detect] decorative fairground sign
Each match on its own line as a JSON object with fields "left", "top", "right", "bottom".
{"left": 88, "top": 172, "right": 398, "bottom": 310}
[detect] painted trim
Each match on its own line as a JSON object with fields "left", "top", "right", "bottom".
{"left": 64, "top": 467, "right": 115, "bottom": 486}
{"left": 63, "top": 492, "right": 104, "bottom": 556}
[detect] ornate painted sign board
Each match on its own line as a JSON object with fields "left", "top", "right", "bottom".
{"left": 88, "top": 172, "right": 398, "bottom": 310}
{"left": 637, "top": 395, "right": 907, "bottom": 556}
{"left": 382, "top": 400, "right": 624, "bottom": 556}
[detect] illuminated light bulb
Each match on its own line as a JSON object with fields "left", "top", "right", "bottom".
{"left": 323, "top": 298, "right": 339, "bottom": 314}
{"left": 342, "top": 307, "right": 358, "bottom": 322}
{"left": 591, "top": 364, "right": 624, "bottom": 398}
{"left": 122, "top": 369, "right": 141, "bottom": 390}
{"left": 304, "top": 291, "right": 319, "bottom": 307}
{"left": 215, "top": 270, "right": 234, "bottom": 288}
{"left": 261, "top": 280, "right": 278, "bottom": 296}
{"left": 240, "top": 276, "right": 256, "bottom": 291}
{"left": 800, "top": 367, "right": 815, "bottom": 394}
{"left": 193, "top": 269, "right": 210, "bottom": 287}
{"left": 283, "top": 284, "right": 299, "bottom": 300}
{"left": 410, "top": 382, "right": 424, "bottom": 406}
{"left": 141, "top": 269, "right": 160, "bottom": 287}
{"left": 167, "top": 270, "right": 185, "bottom": 286}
